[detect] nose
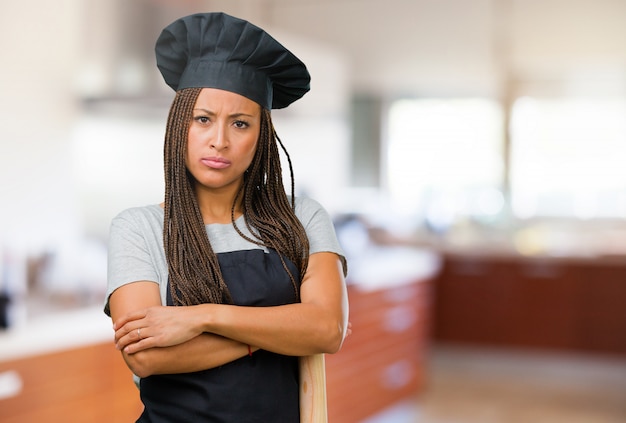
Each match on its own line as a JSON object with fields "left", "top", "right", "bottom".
{"left": 210, "top": 122, "right": 228, "bottom": 150}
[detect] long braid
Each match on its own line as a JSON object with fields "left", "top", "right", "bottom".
{"left": 235, "top": 109, "right": 310, "bottom": 300}
{"left": 164, "top": 89, "right": 309, "bottom": 305}
{"left": 164, "top": 88, "right": 232, "bottom": 305}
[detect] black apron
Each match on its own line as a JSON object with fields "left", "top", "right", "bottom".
{"left": 137, "top": 249, "right": 300, "bottom": 423}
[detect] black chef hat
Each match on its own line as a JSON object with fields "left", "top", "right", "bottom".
{"left": 155, "top": 12, "right": 310, "bottom": 110}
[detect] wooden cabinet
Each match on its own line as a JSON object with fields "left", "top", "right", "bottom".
{"left": 432, "top": 254, "right": 626, "bottom": 355}
{"left": 325, "top": 279, "right": 432, "bottom": 423}
{"left": 0, "top": 343, "right": 142, "bottom": 423}
{"left": 0, "top": 279, "right": 433, "bottom": 423}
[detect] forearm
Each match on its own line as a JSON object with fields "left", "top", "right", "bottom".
{"left": 202, "top": 302, "right": 345, "bottom": 357}
{"left": 201, "top": 253, "right": 349, "bottom": 356}
{"left": 122, "top": 332, "right": 255, "bottom": 378}
{"left": 112, "top": 253, "right": 349, "bottom": 366}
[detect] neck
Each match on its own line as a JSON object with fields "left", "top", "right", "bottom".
{"left": 194, "top": 185, "right": 243, "bottom": 224}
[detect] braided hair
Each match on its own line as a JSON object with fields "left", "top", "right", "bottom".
{"left": 163, "top": 87, "right": 309, "bottom": 306}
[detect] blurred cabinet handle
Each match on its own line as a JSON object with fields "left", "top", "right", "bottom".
{"left": 0, "top": 370, "right": 23, "bottom": 400}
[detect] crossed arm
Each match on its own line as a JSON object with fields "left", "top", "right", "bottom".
{"left": 108, "top": 252, "right": 349, "bottom": 378}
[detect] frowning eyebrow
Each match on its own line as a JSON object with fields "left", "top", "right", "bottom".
{"left": 192, "top": 108, "right": 256, "bottom": 119}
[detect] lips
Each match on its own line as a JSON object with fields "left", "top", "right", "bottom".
{"left": 201, "top": 156, "right": 232, "bottom": 169}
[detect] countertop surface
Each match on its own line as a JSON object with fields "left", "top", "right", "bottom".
{"left": 0, "top": 306, "right": 113, "bottom": 362}
{"left": 0, "top": 246, "right": 443, "bottom": 363}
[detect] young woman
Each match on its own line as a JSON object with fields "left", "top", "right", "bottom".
{"left": 104, "top": 12, "right": 349, "bottom": 422}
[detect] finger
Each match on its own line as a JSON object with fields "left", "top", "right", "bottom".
{"left": 113, "top": 309, "right": 147, "bottom": 330}
{"left": 116, "top": 325, "right": 144, "bottom": 349}
{"left": 114, "top": 323, "right": 137, "bottom": 344}
{"left": 124, "top": 336, "right": 154, "bottom": 355}
{"left": 114, "top": 313, "right": 150, "bottom": 343}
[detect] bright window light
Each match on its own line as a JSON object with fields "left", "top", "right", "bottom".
{"left": 386, "top": 98, "right": 504, "bottom": 229}
{"left": 510, "top": 97, "right": 626, "bottom": 219}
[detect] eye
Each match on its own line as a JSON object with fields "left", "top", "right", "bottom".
{"left": 233, "top": 120, "right": 250, "bottom": 129}
{"left": 193, "top": 116, "right": 210, "bottom": 124}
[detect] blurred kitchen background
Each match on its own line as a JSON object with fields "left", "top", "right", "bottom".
{"left": 1, "top": 0, "right": 626, "bottom": 422}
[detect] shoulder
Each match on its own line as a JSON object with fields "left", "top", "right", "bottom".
{"left": 292, "top": 196, "right": 335, "bottom": 238}
{"left": 293, "top": 196, "right": 329, "bottom": 224}
{"left": 111, "top": 204, "right": 164, "bottom": 228}
{"left": 109, "top": 205, "right": 165, "bottom": 245}
{"left": 293, "top": 196, "right": 347, "bottom": 275}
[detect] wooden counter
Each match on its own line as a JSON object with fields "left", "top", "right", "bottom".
{"left": 0, "top": 307, "right": 142, "bottom": 422}
{"left": 326, "top": 279, "right": 432, "bottom": 422}
{"left": 432, "top": 253, "right": 626, "bottom": 355}
{"left": 0, "top": 342, "right": 142, "bottom": 423}
{"left": 0, "top": 276, "right": 434, "bottom": 422}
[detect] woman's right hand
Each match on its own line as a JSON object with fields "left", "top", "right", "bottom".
{"left": 108, "top": 281, "right": 252, "bottom": 377}
{"left": 114, "top": 304, "right": 209, "bottom": 354}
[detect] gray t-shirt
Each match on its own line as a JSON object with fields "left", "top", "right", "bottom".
{"left": 105, "top": 196, "right": 345, "bottom": 315}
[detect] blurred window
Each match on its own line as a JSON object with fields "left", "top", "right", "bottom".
{"left": 510, "top": 97, "right": 626, "bottom": 219}
{"left": 385, "top": 98, "right": 504, "bottom": 230}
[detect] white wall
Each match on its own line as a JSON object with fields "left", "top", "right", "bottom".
{"left": 260, "top": 0, "right": 626, "bottom": 98}
{"left": 1, "top": 0, "right": 626, "bottom": 268}
{"left": 0, "top": 0, "right": 83, "bottom": 253}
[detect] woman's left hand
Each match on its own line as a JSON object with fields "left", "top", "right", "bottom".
{"left": 114, "top": 305, "right": 206, "bottom": 354}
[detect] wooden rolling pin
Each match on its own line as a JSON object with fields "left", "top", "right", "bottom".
{"left": 299, "top": 354, "right": 328, "bottom": 423}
